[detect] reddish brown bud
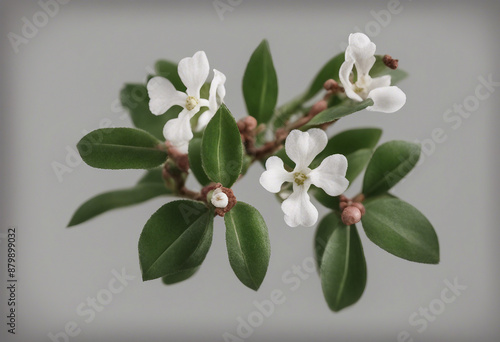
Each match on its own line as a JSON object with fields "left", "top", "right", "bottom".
{"left": 323, "top": 79, "right": 337, "bottom": 90}
{"left": 237, "top": 120, "right": 246, "bottom": 132}
{"left": 309, "top": 100, "right": 328, "bottom": 117}
{"left": 339, "top": 202, "right": 349, "bottom": 211}
{"left": 341, "top": 206, "right": 362, "bottom": 226}
{"left": 339, "top": 194, "right": 349, "bottom": 203}
{"left": 383, "top": 55, "right": 398, "bottom": 70}
{"left": 350, "top": 202, "right": 366, "bottom": 216}
{"left": 243, "top": 116, "right": 258, "bottom": 131}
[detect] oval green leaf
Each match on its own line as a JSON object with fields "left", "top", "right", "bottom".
{"left": 320, "top": 224, "right": 367, "bottom": 312}
{"left": 224, "top": 202, "right": 271, "bottom": 291}
{"left": 120, "top": 84, "right": 181, "bottom": 141}
{"left": 242, "top": 39, "right": 278, "bottom": 124}
{"left": 68, "top": 168, "right": 168, "bottom": 227}
{"left": 305, "top": 99, "right": 374, "bottom": 128}
{"left": 77, "top": 127, "right": 168, "bottom": 170}
{"left": 139, "top": 200, "right": 214, "bottom": 281}
{"left": 313, "top": 128, "right": 382, "bottom": 166}
{"left": 201, "top": 104, "right": 243, "bottom": 187}
{"left": 188, "top": 138, "right": 212, "bottom": 186}
{"left": 314, "top": 212, "right": 343, "bottom": 268}
{"left": 162, "top": 267, "right": 199, "bottom": 285}
{"left": 362, "top": 140, "right": 421, "bottom": 197}
{"left": 362, "top": 197, "right": 439, "bottom": 264}
{"left": 68, "top": 184, "right": 170, "bottom": 227}
{"left": 303, "top": 53, "right": 344, "bottom": 101}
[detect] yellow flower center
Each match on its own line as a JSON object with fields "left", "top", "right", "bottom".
{"left": 294, "top": 172, "right": 308, "bottom": 186}
{"left": 354, "top": 85, "right": 364, "bottom": 94}
{"left": 185, "top": 96, "right": 199, "bottom": 111}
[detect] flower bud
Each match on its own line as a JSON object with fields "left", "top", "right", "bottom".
{"left": 211, "top": 188, "right": 229, "bottom": 208}
{"left": 243, "top": 116, "right": 258, "bottom": 131}
{"left": 350, "top": 202, "right": 366, "bottom": 215}
{"left": 341, "top": 206, "right": 362, "bottom": 226}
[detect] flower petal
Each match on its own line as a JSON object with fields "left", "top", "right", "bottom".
{"left": 196, "top": 69, "right": 227, "bottom": 131}
{"left": 348, "top": 33, "right": 376, "bottom": 77}
{"left": 285, "top": 129, "right": 328, "bottom": 170}
{"left": 309, "top": 154, "right": 349, "bottom": 197}
{"left": 367, "top": 86, "right": 406, "bottom": 113}
{"left": 368, "top": 75, "right": 391, "bottom": 92}
{"left": 178, "top": 51, "right": 209, "bottom": 98}
{"left": 281, "top": 184, "right": 318, "bottom": 227}
{"left": 195, "top": 110, "right": 212, "bottom": 132}
{"left": 259, "top": 157, "right": 293, "bottom": 193}
{"left": 339, "top": 58, "right": 363, "bottom": 102}
{"left": 147, "top": 77, "right": 186, "bottom": 115}
{"left": 163, "top": 109, "right": 193, "bottom": 146}
{"left": 210, "top": 69, "right": 226, "bottom": 110}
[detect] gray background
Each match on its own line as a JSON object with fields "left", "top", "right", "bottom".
{"left": 1, "top": 0, "right": 499, "bottom": 341}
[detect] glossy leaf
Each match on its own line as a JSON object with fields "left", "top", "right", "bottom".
{"left": 188, "top": 138, "right": 211, "bottom": 186}
{"left": 312, "top": 128, "right": 382, "bottom": 166}
{"left": 201, "top": 104, "right": 243, "bottom": 187}
{"left": 139, "top": 200, "right": 213, "bottom": 281}
{"left": 224, "top": 202, "right": 271, "bottom": 291}
{"left": 77, "top": 128, "right": 168, "bottom": 170}
{"left": 313, "top": 186, "right": 340, "bottom": 211}
{"left": 242, "top": 39, "right": 278, "bottom": 124}
{"left": 162, "top": 267, "right": 199, "bottom": 285}
{"left": 320, "top": 224, "right": 367, "bottom": 312}
{"left": 314, "top": 212, "right": 343, "bottom": 268}
{"left": 120, "top": 84, "right": 181, "bottom": 141}
{"left": 363, "top": 141, "right": 421, "bottom": 197}
{"left": 67, "top": 168, "right": 168, "bottom": 227}
{"left": 362, "top": 197, "right": 439, "bottom": 264}
{"left": 304, "top": 99, "right": 374, "bottom": 128}
{"left": 137, "top": 167, "right": 164, "bottom": 185}
{"left": 303, "top": 53, "right": 344, "bottom": 101}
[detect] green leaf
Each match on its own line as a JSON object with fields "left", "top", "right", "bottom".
{"left": 137, "top": 167, "right": 164, "bottom": 185}
{"left": 242, "top": 39, "right": 278, "bottom": 124}
{"left": 313, "top": 186, "right": 340, "bottom": 210}
{"left": 363, "top": 141, "right": 421, "bottom": 197}
{"left": 304, "top": 99, "right": 374, "bottom": 128}
{"left": 68, "top": 168, "right": 167, "bottom": 227}
{"left": 362, "top": 197, "right": 439, "bottom": 264}
{"left": 162, "top": 267, "right": 199, "bottom": 285}
{"left": 120, "top": 84, "right": 181, "bottom": 141}
{"left": 188, "top": 138, "right": 212, "bottom": 186}
{"left": 344, "top": 149, "right": 373, "bottom": 184}
{"left": 67, "top": 172, "right": 170, "bottom": 227}
{"left": 313, "top": 128, "right": 382, "bottom": 165}
{"left": 314, "top": 212, "right": 343, "bottom": 268}
{"left": 224, "top": 202, "right": 271, "bottom": 291}
{"left": 154, "top": 60, "right": 186, "bottom": 91}
{"left": 370, "top": 55, "right": 408, "bottom": 85}
{"left": 320, "top": 224, "right": 367, "bottom": 312}
{"left": 303, "top": 53, "right": 344, "bottom": 101}
{"left": 139, "top": 200, "right": 214, "bottom": 281}
{"left": 77, "top": 128, "right": 168, "bottom": 170}
{"left": 201, "top": 104, "right": 243, "bottom": 187}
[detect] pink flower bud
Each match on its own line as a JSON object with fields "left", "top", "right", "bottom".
{"left": 341, "top": 206, "right": 362, "bottom": 226}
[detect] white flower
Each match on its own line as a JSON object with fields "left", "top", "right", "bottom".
{"left": 211, "top": 188, "right": 228, "bottom": 208}
{"left": 147, "top": 51, "right": 226, "bottom": 153}
{"left": 259, "top": 129, "right": 349, "bottom": 227}
{"left": 339, "top": 33, "right": 406, "bottom": 113}
{"left": 196, "top": 69, "right": 226, "bottom": 131}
